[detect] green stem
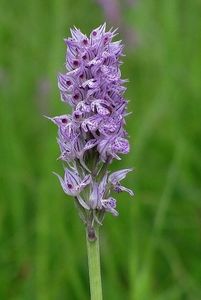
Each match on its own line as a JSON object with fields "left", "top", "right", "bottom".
{"left": 86, "top": 226, "right": 103, "bottom": 300}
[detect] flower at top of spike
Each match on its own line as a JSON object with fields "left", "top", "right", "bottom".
{"left": 54, "top": 23, "right": 129, "bottom": 163}
{"left": 48, "top": 24, "right": 134, "bottom": 231}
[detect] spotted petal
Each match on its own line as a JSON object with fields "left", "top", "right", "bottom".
{"left": 53, "top": 172, "right": 77, "bottom": 196}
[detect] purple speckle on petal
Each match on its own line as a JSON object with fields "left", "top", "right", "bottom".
{"left": 62, "top": 118, "right": 68, "bottom": 124}
{"left": 67, "top": 183, "right": 73, "bottom": 189}
{"left": 83, "top": 39, "right": 88, "bottom": 45}
{"left": 73, "top": 93, "right": 79, "bottom": 100}
{"left": 66, "top": 80, "right": 72, "bottom": 86}
{"left": 73, "top": 60, "right": 79, "bottom": 67}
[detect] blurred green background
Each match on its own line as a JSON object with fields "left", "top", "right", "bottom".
{"left": 0, "top": 0, "right": 201, "bottom": 299}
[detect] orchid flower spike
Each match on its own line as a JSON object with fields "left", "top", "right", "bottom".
{"left": 48, "top": 23, "right": 134, "bottom": 239}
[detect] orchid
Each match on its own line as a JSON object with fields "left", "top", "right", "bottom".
{"left": 49, "top": 23, "right": 133, "bottom": 226}
{"left": 48, "top": 24, "right": 134, "bottom": 300}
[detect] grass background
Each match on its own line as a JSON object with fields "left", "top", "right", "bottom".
{"left": 0, "top": 0, "right": 201, "bottom": 299}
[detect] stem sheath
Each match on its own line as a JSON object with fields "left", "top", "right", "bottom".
{"left": 86, "top": 226, "right": 103, "bottom": 300}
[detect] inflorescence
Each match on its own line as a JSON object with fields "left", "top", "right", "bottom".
{"left": 48, "top": 23, "right": 133, "bottom": 237}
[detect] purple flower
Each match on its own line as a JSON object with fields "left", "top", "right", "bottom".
{"left": 102, "top": 198, "right": 118, "bottom": 216}
{"left": 109, "top": 169, "right": 134, "bottom": 195}
{"left": 49, "top": 24, "right": 134, "bottom": 227}
{"left": 53, "top": 168, "right": 91, "bottom": 197}
{"left": 87, "top": 174, "right": 119, "bottom": 216}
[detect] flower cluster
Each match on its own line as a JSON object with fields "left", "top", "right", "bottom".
{"left": 49, "top": 24, "right": 133, "bottom": 232}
